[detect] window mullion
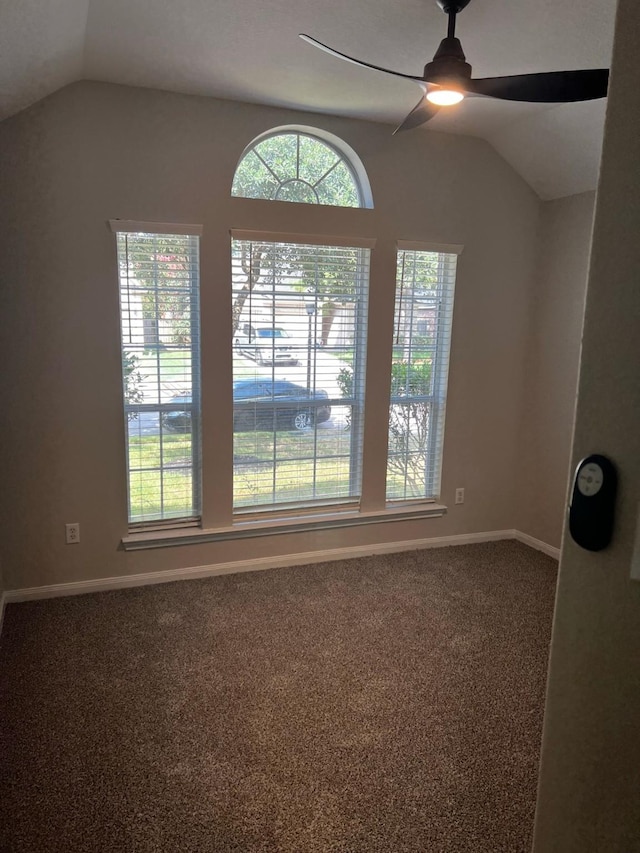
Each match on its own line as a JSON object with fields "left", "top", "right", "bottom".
{"left": 199, "top": 229, "right": 234, "bottom": 529}
{"left": 359, "top": 240, "right": 397, "bottom": 513}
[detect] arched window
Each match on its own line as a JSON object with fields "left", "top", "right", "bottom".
{"left": 231, "top": 128, "right": 371, "bottom": 208}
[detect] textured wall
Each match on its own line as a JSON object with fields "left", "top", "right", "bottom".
{"left": 0, "top": 81, "right": 540, "bottom": 590}
{"left": 518, "top": 192, "right": 595, "bottom": 548}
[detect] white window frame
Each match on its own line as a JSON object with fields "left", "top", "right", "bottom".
{"left": 111, "top": 220, "right": 203, "bottom": 530}
{"left": 229, "top": 231, "right": 373, "bottom": 515}
{"left": 386, "top": 242, "right": 461, "bottom": 504}
{"left": 115, "top": 137, "right": 464, "bottom": 550}
{"left": 231, "top": 126, "right": 374, "bottom": 209}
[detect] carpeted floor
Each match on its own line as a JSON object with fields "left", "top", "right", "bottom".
{"left": 0, "top": 540, "right": 557, "bottom": 852}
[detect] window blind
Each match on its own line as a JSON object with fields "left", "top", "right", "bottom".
{"left": 386, "top": 248, "right": 457, "bottom": 502}
{"left": 231, "top": 238, "right": 370, "bottom": 512}
{"left": 116, "top": 230, "right": 202, "bottom": 526}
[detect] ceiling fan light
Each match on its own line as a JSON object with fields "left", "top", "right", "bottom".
{"left": 426, "top": 88, "right": 465, "bottom": 106}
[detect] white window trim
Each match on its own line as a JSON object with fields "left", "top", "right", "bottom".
{"left": 230, "top": 234, "right": 372, "bottom": 514}
{"left": 111, "top": 227, "right": 460, "bottom": 541}
{"left": 386, "top": 245, "right": 459, "bottom": 503}
{"left": 113, "top": 223, "right": 203, "bottom": 526}
{"left": 232, "top": 125, "right": 374, "bottom": 209}
{"left": 108, "top": 139, "right": 463, "bottom": 541}
{"left": 230, "top": 229, "right": 376, "bottom": 248}
{"left": 109, "top": 220, "right": 203, "bottom": 236}
{"left": 121, "top": 502, "right": 447, "bottom": 551}
{"left": 397, "top": 239, "right": 464, "bottom": 255}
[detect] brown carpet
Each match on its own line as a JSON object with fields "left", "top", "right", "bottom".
{"left": 0, "top": 540, "right": 557, "bottom": 852}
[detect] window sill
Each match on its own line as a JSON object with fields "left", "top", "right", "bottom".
{"left": 121, "top": 503, "right": 447, "bottom": 551}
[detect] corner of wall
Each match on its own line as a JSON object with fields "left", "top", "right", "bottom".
{"left": 516, "top": 191, "right": 596, "bottom": 550}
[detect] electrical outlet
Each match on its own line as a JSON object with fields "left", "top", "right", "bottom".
{"left": 455, "top": 488, "right": 465, "bottom": 505}
{"left": 65, "top": 522, "right": 80, "bottom": 544}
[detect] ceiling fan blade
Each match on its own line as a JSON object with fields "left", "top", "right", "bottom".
{"left": 465, "top": 69, "right": 609, "bottom": 103}
{"left": 393, "top": 94, "right": 440, "bottom": 134}
{"left": 299, "top": 34, "right": 422, "bottom": 82}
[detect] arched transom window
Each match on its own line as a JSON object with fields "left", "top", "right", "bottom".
{"left": 232, "top": 130, "right": 366, "bottom": 207}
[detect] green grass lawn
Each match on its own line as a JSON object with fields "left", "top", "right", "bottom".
{"left": 127, "top": 427, "right": 424, "bottom": 519}
{"left": 233, "top": 426, "right": 350, "bottom": 460}
{"left": 158, "top": 349, "right": 191, "bottom": 377}
{"left": 127, "top": 349, "right": 193, "bottom": 396}
{"left": 233, "top": 427, "right": 354, "bottom": 506}
{"left": 128, "top": 425, "right": 357, "bottom": 519}
{"left": 234, "top": 456, "right": 353, "bottom": 507}
{"left": 126, "top": 345, "right": 432, "bottom": 520}
{"left": 128, "top": 431, "right": 192, "bottom": 469}
{"left": 128, "top": 432, "right": 195, "bottom": 521}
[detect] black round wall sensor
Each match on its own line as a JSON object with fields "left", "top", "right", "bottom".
{"left": 568, "top": 454, "right": 617, "bottom": 551}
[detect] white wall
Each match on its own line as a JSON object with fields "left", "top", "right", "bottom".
{"left": 0, "top": 80, "right": 542, "bottom": 590}
{"left": 534, "top": 0, "right": 640, "bottom": 846}
{"left": 518, "top": 192, "right": 595, "bottom": 548}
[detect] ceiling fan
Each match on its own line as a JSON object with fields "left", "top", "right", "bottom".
{"left": 300, "top": 0, "right": 609, "bottom": 134}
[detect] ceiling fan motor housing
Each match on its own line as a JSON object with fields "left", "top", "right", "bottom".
{"left": 423, "top": 37, "right": 472, "bottom": 84}
{"left": 436, "top": 0, "right": 473, "bottom": 13}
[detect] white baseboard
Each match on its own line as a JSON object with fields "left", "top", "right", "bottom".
{"left": 513, "top": 530, "right": 561, "bottom": 560}
{"left": 5, "top": 530, "right": 513, "bottom": 603}
{"left": 0, "top": 591, "right": 6, "bottom": 638}
{"left": 2, "top": 528, "right": 558, "bottom": 606}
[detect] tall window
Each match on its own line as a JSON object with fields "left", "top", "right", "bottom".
{"left": 386, "top": 248, "right": 457, "bottom": 501}
{"left": 232, "top": 130, "right": 364, "bottom": 207}
{"left": 112, "top": 129, "right": 461, "bottom": 539}
{"left": 114, "top": 226, "right": 201, "bottom": 526}
{"left": 231, "top": 237, "right": 370, "bottom": 512}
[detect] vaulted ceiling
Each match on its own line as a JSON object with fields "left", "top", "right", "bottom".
{"left": 0, "top": 0, "right": 617, "bottom": 199}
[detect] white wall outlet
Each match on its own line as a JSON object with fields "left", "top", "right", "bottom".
{"left": 455, "top": 488, "right": 465, "bottom": 505}
{"left": 65, "top": 522, "right": 80, "bottom": 544}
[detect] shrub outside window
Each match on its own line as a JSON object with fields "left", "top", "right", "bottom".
{"left": 386, "top": 248, "right": 457, "bottom": 501}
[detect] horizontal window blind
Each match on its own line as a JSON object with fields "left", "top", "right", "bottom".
{"left": 231, "top": 238, "right": 370, "bottom": 512}
{"left": 116, "top": 230, "right": 201, "bottom": 526}
{"left": 386, "top": 248, "right": 457, "bottom": 502}
{"left": 231, "top": 230, "right": 376, "bottom": 249}
{"left": 110, "top": 220, "right": 203, "bottom": 237}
